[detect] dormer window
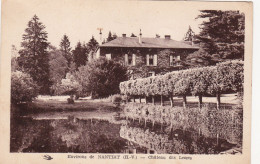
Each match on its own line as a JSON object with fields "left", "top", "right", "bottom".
{"left": 170, "top": 55, "right": 181, "bottom": 66}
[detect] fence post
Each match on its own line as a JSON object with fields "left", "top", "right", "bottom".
{"left": 152, "top": 96, "right": 155, "bottom": 105}
{"left": 139, "top": 97, "right": 141, "bottom": 103}
{"left": 145, "top": 96, "right": 147, "bottom": 104}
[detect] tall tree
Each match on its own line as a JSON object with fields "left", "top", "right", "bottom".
{"left": 17, "top": 15, "right": 51, "bottom": 94}
{"left": 107, "top": 31, "right": 114, "bottom": 42}
{"left": 72, "top": 42, "right": 88, "bottom": 69}
{"left": 86, "top": 36, "right": 99, "bottom": 52}
{"left": 195, "top": 10, "right": 245, "bottom": 60}
{"left": 183, "top": 26, "right": 195, "bottom": 41}
{"left": 60, "top": 34, "right": 72, "bottom": 68}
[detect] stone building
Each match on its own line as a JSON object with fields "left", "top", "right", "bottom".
{"left": 96, "top": 32, "right": 199, "bottom": 79}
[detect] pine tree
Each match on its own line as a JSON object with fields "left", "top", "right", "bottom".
{"left": 86, "top": 36, "right": 99, "bottom": 52}
{"left": 195, "top": 10, "right": 245, "bottom": 60}
{"left": 183, "top": 26, "right": 195, "bottom": 41}
{"left": 17, "top": 15, "right": 51, "bottom": 94}
{"left": 107, "top": 31, "right": 114, "bottom": 42}
{"left": 60, "top": 34, "right": 72, "bottom": 68}
{"left": 130, "top": 33, "right": 137, "bottom": 37}
{"left": 72, "top": 42, "right": 88, "bottom": 69}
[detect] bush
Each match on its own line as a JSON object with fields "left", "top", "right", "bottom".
{"left": 11, "top": 71, "right": 39, "bottom": 104}
{"left": 75, "top": 57, "right": 128, "bottom": 98}
{"left": 55, "top": 73, "right": 82, "bottom": 96}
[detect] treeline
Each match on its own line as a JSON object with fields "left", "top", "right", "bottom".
{"left": 120, "top": 60, "right": 244, "bottom": 108}
{"left": 11, "top": 15, "right": 126, "bottom": 104}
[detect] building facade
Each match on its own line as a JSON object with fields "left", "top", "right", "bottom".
{"left": 97, "top": 33, "right": 199, "bottom": 79}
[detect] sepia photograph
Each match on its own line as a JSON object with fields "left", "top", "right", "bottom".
{"left": 0, "top": 0, "right": 253, "bottom": 163}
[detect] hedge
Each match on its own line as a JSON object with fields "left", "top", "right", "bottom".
{"left": 120, "top": 60, "right": 244, "bottom": 108}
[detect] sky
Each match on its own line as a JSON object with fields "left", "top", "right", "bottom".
{"left": 3, "top": 0, "right": 206, "bottom": 50}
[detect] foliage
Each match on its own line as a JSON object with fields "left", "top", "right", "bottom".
{"left": 122, "top": 103, "right": 242, "bottom": 145}
{"left": 72, "top": 42, "right": 88, "bottom": 69}
{"left": 11, "top": 45, "right": 20, "bottom": 72}
{"left": 54, "top": 73, "right": 82, "bottom": 95}
{"left": 17, "top": 15, "right": 51, "bottom": 94}
{"left": 11, "top": 71, "right": 39, "bottom": 104}
{"left": 86, "top": 36, "right": 99, "bottom": 52}
{"left": 60, "top": 34, "right": 73, "bottom": 68}
{"left": 48, "top": 46, "right": 68, "bottom": 91}
{"left": 107, "top": 31, "right": 117, "bottom": 42}
{"left": 184, "top": 49, "right": 216, "bottom": 68}
{"left": 75, "top": 57, "right": 128, "bottom": 98}
{"left": 195, "top": 10, "right": 245, "bottom": 60}
{"left": 183, "top": 26, "right": 195, "bottom": 41}
{"left": 120, "top": 60, "right": 244, "bottom": 97}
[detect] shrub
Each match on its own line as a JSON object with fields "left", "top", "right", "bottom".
{"left": 11, "top": 71, "right": 39, "bottom": 104}
{"left": 75, "top": 57, "right": 128, "bottom": 98}
{"left": 55, "top": 73, "right": 82, "bottom": 96}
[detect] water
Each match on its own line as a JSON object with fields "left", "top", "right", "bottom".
{"left": 10, "top": 110, "right": 242, "bottom": 154}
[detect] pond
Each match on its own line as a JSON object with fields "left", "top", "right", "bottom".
{"left": 10, "top": 110, "right": 242, "bottom": 154}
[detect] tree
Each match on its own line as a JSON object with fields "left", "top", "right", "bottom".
{"left": 86, "top": 36, "right": 99, "bottom": 52}
{"left": 55, "top": 73, "right": 82, "bottom": 96}
{"left": 195, "top": 10, "right": 245, "bottom": 60}
{"left": 60, "top": 34, "right": 72, "bottom": 68}
{"left": 17, "top": 15, "right": 51, "bottom": 94}
{"left": 130, "top": 33, "right": 137, "bottom": 37}
{"left": 11, "top": 45, "right": 19, "bottom": 72}
{"left": 75, "top": 57, "right": 128, "bottom": 98}
{"left": 183, "top": 26, "right": 195, "bottom": 41}
{"left": 72, "top": 42, "right": 88, "bottom": 69}
{"left": 107, "top": 31, "right": 117, "bottom": 42}
{"left": 107, "top": 31, "right": 114, "bottom": 42}
{"left": 48, "top": 46, "right": 68, "bottom": 94}
{"left": 11, "top": 71, "right": 39, "bottom": 104}
{"left": 184, "top": 49, "right": 216, "bottom": 68}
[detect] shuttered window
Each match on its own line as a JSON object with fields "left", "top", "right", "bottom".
{"left": 146, "top": 54, "right": 157, "bottom": 66}
{"left": 170, "top": 55, "right": 181, "bottom": 66}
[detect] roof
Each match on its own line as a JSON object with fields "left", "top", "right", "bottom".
{"left": 99, "top": 37, "right": 200, "bottom": 49}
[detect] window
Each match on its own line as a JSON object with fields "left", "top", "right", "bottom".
{"left": 149, "top": 55, "right": 153, "bottom": 65}
{"left": 148, "top": 72, "right": 155, "bottom": 77}
{"left": 170, "top": 55, "right": 181, "bottom": 66}
{"left": 128, "top": 54, "right": 132, "bottom": 65}
{"left": 146, "top": 54, "right": 157, "bottom": 66}
{"left": 106, "top": 53, "right": 111, "bottom": 60}
{"left": 125, "top": 54, "right": 136, "bottom": 66}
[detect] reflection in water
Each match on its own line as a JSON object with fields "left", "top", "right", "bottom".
{"left": 120, "top": 120, "right": 238, "bottom": 154}
{"left": 10, "top": 111, "right": 242, "bottom": 154}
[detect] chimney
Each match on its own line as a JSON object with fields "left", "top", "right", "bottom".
{"left": 165, "top": 35, "right": 171, "bottom": 40}
{"left": 122, "top": 34, "right": 126, "bottom": 37}
{"left": 139, "top": 29, "right": 142, "bottom": 44}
